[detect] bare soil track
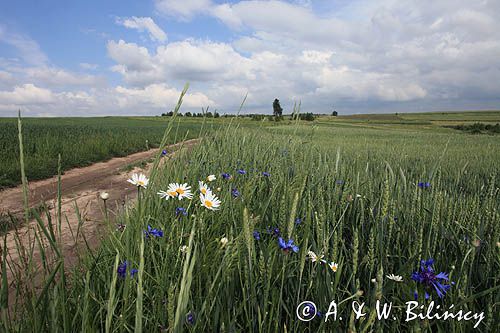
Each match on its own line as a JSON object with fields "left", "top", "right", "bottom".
{"left": 0, "top": 139, "right": 199, "bottom": 311}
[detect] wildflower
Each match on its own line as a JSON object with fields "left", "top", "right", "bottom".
{"left": 144, "top": 225, "right": 164, "bottom": 238}
{"left": 186, "top": 312, "right": 195, "bottom": 325}
{"left": 159, "top": 183, "right": 193, "bottom": 200}
{"left": 221, "top": 173, "right": 232, "bottom": 180}
{"left": 130, "top": 268, "right": 139, "bottom": 278}
{"left": 198, "top": 181, "right": 211, "bottom": 195}
{"left": 472, "top": 239, "right": 481, "bottom": 247}
{"left": 267, "top": 226, "right": 280, "bottom": 237}
{"left": 237, "top": 169, "right": 246, "bottom": 175}
{"left": 411, "top": 258, "right": 451, "bottom": 299}
{"left": 355, "top": 194, "right": 362, "bottom": 198}
{"left": 295, "top": 217, "right": 302, "bottom": 225}
{"left": 161, "top": 149, "right": 168, "bottom": 156}
{"left": 253, "top": 231, "right": 261, "bottom": 240}
{"left": 176, "top": 207, "right": 188, "bottom": 217}
{"left": 216, "top": 187, "right": 221, "bottom": 191}
{"left": 180, "top": 245, "right": 188, "bottom": 253}
{"left": 200, "top": 191, "right": 221, "bottom": 210}
{"left": 386, "top": 274, "right": 403, "bottom": 282}
{"left": 307, "top": 250, "right": 324, "bottom": 263}
{"left": 220, "top": 237, "right": 229, "bottom": 247}
{"left": 278, "top": 237, "right": 299, "bottom": 253}
{"left": 231, "top": 188, "right": 240, "bottom": 198}
{"left": 100, "top": 191, "right": 109, "bottom": 200}
{"left": 116, "top": 223, "right": 126, "bottom": 232}
{"left": 328, "top": 261, "right": 339, "bottom": 272}
{"left": 206, "top": 175, "right": 216, "bottom": 182}
{"left": 262, "top": 171, "right": 270, "bottom": 177}
{"left": 371, "top": 278, "right": 377, "bottom": 283}
{"left": 117, "top": 261, "right": 128, "bottom": 279}
{"left": 418, "top": 182, "right": 431, "bottom": 189}
{"left": 127, "top": 173, "right": 149, "bottom": 188}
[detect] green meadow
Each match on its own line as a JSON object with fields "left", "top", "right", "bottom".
{"left": 1, "top": 108, "right": 499, "bottom": 332}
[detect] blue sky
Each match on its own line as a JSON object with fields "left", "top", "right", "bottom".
{"left": 1, "top": 0, "right": 499, "bottom": 116}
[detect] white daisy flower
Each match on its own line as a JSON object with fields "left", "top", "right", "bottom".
{"left": 158, "top": 183, "right": 192, "bottom": 200}
{"left": 157, "top": 183, "right": 179, "bottom": 200}
{"left": 198, "top": 181, "right": 212, "bottom": 196}
{"left": 200, "top": 191, "right": 221, "bottom": 210}
{"left": 206, "top": 175, "right": 216, "bottom": 182}
{"left": 180, "top": 245, "right": 188, "bottom": 253}
{"left": 307, "top": 251, "right": 324, "bottom": 263}
{"left": 386, "top": 274, "right": 403, "bottom": 282}
{"left": 220, "top": 237, "right": 228, "bottom": 247}
{"left": 328, "top": 262, "right": 339, "bottom": 272}
{"left": 127, "top": 173, "right": 149, "bottom": 188}
{"left": 100, "top": 191, "right": 109, "bottom": 200}
{"left": 172, "top": 183, "right": 193, "bottom": 200}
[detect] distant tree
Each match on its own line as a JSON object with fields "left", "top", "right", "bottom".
{"left": 185, "top": 112, "right": 192, "bottom": 117}
{"left": 161, "top": 113, "right": 167, "bottom": 117}
{"left": 178, "top": 113, "right": 183, "bottom": 117}
{"left": 273, "top": 98, "right": 283, "bottom": 120}
{"left": 206, "top": 112, "right": 213, "bottom": 118}
{"left": 166, "top": 111, "right": 174, "bottom": 117}
{"left": 214, "top": 112, "right": 220, "bottom": 118}
{"left": 332, "top": 110, "right": 338, "bottom": 116}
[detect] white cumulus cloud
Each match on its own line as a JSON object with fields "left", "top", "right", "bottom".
{"left": 116, "top": 16, "right": 167, "bottom": 42}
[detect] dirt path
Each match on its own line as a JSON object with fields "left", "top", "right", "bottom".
{"left": 0, "top": 139, "right": 199, "bottom": 310}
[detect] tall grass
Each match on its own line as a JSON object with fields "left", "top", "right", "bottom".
{"left": 1, "top": 109, "right": 499, "bottom": 332}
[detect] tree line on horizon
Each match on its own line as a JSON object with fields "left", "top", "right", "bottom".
{"left": 161, "top": 98, "right": 339, "bottom": 121}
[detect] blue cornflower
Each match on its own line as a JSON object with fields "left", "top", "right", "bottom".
{"left": 278, "top": 237, "right": 299, "bottom": 254}
{"left": 262, "top": 171, "right": 271, "bottom": 177}
{"left": 161, "top": 149, "right": 168, "bottom": 156}
{"left": 176, "top": 207, "right": 188, "bottom": 217}
{"left": 231, "top": 188, "right": 240, "bottom": 198}
{"left": 130, "top": 268, "right": 139, "bottom": 278}
{"left": 144, "top": 225, "right": 164, "bottom": 238}
{"left": 237, "top": 169, "right": 246, "bottom": 175}
{"left": 253, "top": 231, "right": 261, "bottom": 240}
{"left": 117, "top": 261, "right": 128, "bottom": 279}
{"left": 221, "top": 173, "right": 232, "bottom": 180}
{"left": 267, "top": 226, "right": 281, "bottom": 237}
{"left": 411, "top": 258, "right": 451, "bottom": 299}
{"left": 186, "top": 312, "right": 195, "bottom": 325}
{"left": 418, "top": 182, "right": 431, "bottom": 189}
{"left": 295, "top": 217, "right": 303, "bottom": 225}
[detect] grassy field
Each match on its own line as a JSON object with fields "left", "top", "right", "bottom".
{"left": 1, "top": 111, "right": 498, "bottom": 189}
{"left": 0, "top": 116, "right": 208, "bottom": 188}
{"left": 1, "top": 109, "right": 499, "bottom": 332}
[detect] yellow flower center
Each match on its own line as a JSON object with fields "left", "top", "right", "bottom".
{"left": 138, "top": 181, "right": 144, "bottom": 186}
{"left": 176, "top": 188, "right": 185, "bottom": 195}
{"left": 168, "top": 191, "right": 178, "bottom": 197}
{"left": 204, "top": 200, "right": 213, "bottom": 208}
{"left": 331, "top": 265, "right": 337, "bottom": 272}
{"left": 201, "top": 188, "right": 207, "bottom": 194}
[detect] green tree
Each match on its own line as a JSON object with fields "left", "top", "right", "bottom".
{"left": 273, "top": 98, "right": 283, "bottom": 120}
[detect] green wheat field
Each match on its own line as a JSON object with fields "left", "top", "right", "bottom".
{"left": 0, "top": 101, "right": 499, "bottom": 332}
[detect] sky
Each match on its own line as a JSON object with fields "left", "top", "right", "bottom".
{"left": 0, "top": 0, "right": 499, "bottom": 116}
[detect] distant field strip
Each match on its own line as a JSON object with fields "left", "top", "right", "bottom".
{"left": 0, "top": 117, "right": 205, "bottom": 188}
